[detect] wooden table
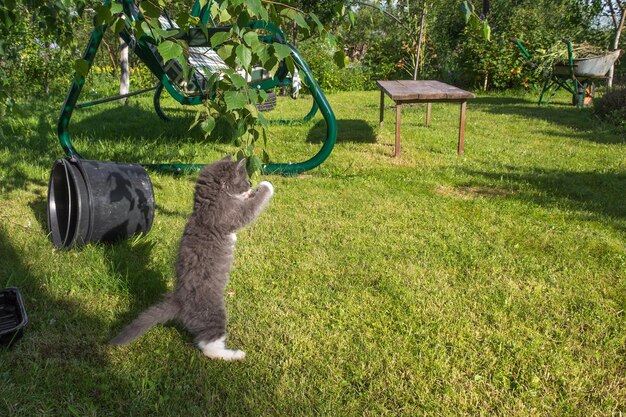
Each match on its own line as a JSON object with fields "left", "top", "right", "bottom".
{"left": 377, "top": 80, "right": 475, "bottom": 157}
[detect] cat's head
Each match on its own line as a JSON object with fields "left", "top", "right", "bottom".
{"left": 195, "top": 155, "right": 252, "bottom": 205}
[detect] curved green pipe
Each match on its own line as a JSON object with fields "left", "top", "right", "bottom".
{"left": 58, "top": 24, "right": 106, "bottom": 158}
{"left": 261, "top": 43, "right": 336, "bottom": 175}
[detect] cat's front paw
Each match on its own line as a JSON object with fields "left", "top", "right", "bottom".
{"left": 258, "top": 181, "right": 274, "bottom": 197}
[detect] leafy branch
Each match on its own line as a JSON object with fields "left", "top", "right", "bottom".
{"left": 460, "top": 0, "right": 491, "bottom": 41}
{"left": 89, "top": 0, "right": 344, "bottom": 175}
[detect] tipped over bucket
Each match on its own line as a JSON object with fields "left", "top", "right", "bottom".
{"left": 47, "top": 157, "right": 155, "bottom": 249}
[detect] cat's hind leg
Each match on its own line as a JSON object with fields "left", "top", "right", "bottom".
{"left": 198, "top": 336, "right": 246, "bottom": 361}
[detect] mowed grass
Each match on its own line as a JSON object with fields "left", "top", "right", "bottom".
{"left": 0, "top": 87, "right": 625, "bottom": 416}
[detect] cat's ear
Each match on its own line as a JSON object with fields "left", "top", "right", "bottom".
{"left": 236, "top": 158, "right": 247, "bottom": 172}
{"left": 221, "top": 154, "right": 232, "bottom": 162}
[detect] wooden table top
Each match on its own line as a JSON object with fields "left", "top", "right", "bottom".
{"left": 377, "top": 80, "right": 475, "bottom": 101}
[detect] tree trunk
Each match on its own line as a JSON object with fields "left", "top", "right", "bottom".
{"left": 606, "top": 1, "right": 625, "bottom": 89}
{"left": 414, "top": 4, "right": 427, "bottom": 80}
{"left": 120, "top": 37, "right": 129, "bottom": 100}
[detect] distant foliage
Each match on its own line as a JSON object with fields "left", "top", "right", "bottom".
{"left": 298, "top": 40, "right": 371, "bottom": 92}
{"left": 338, "top": 0, "right": 615, "bottom": 91}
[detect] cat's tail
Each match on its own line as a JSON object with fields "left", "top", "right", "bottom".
{"left": 109, "top": 295, "right": 179, "bottom": 345}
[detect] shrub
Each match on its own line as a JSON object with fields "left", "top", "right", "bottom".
{"left": 594, "top": 88, "right": 626, "bottom": 128}
{"left": 297, "top": 39, "right": 371, "bottom": 92}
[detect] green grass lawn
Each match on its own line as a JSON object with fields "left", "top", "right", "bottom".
{"left": 1, "top": 88, "right": 625, "bottom": 416}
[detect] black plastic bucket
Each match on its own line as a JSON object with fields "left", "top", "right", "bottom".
{"left": 0, "top": 287, "right": 28, "bottom": 346}
{"left": 47, "top": 157, "right": 155, "bottom": 249}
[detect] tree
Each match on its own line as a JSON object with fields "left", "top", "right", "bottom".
{"left": 605, "top": 0, "right": 626, "bottom": 88}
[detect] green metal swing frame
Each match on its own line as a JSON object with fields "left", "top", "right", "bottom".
{"left": 58, "top": 0, "right": 337, "bottom": 175}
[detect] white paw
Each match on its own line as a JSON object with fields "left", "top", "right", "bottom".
{"left": 259, "top": 181, "right": 274, "bottom": 196}
{"left": 202, "top": 348, "right": 246, "bottom": 361}
{"left": 229, "top": 349, "right": 246, "bottom": 361}
{"left": 198, "top": 337, "right": 246, "bottom": 361}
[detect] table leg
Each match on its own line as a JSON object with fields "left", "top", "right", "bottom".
{"left": 395, "top": 103, "right": 402, "bottom": 157}
{"left": 379, "top": 90, "right": 385, "bottom": 129}
{"left": 426, "top": 103, "right": 432, "bottom": 127}
{"left": 458, "top": 101, "right": 467, "bottom": 156}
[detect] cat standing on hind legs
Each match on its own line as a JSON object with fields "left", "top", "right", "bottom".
{"left": 110, "top": 156, "right": 274, "bottom": 360}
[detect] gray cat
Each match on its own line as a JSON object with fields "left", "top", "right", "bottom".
{"left": 110, "top": 156, "right": 274, "bottom": 360}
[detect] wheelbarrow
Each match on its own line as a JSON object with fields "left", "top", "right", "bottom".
{"left": 510, "top": 38, "right": 623, "bottom": 107}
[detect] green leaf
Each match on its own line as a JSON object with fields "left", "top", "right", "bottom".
{"left": 246, "top": 155, "right": 262, "bottom": 176}
{"left": 236, "top": 10, "right": 251, "bottom": 31}
{"left": 178, "top": 56, "right": 191, "bottom": 82}
{"left": 243, "top": 31, "right": 259, "bottom": 48}
{"left": 482, "top": 20, "right": 491, "bottom": 41}
{"left": 217, "top": 44, "right": 235, "bottom": 64}
{"left": 460, "top": 1, "right": 473, "bottom": 23}
{"left": 74, "top": 58, "right": 89, "bottom": 77}
{"left": 285, "top": 55, "right": 295, "bottom": 76}
{"left": 140, "top": 21, "right": 154, "bottom": 39}
{"left": 210, "top": 31, "right": 231, "bottom": 48}
{"left": 245, "top": 103, "right": 258, "bottom": 118}
{"left": 255, "top": 44, "right": 271, "bottom": 65}
{"left": 219, "top": 8, "right": 232, "bottom": 22}
{"left": 110, "top": 2, "right": 123, "bottom": 15}
{"left": 273, "top": 44, "right": 292, "bottom": 61}
{"left": 245, "top": 0, "right": 268, "bottom": 20}
{"left": 189, "top": 109, "right": 204, "bottom": 131}
{"left": 348, "top": 11, "right": 355, "bottom": 27}
{"left": 94, "top": 5, "right": 111, "bottom": 26}
{"left": 309, "top": 12, "right": 323, "bottom": 33}
{"left": 157, "top": 40, "right": 183, "bottom": 62}
{"left": 235, "top": 119, "right": 247, "bottom": 138}
{"left": 469, "top": 14, "right": 480, "bottom": 31}
{"left": 325, "top": 32, "right": 337, "bottom": 47}
{"left": 228, "top": 71, "right": 248, "bottom": 88}
{"left": 257, "top": 111, "right": 268, "bottom": 128}
{"left": 201, "top": 115, "right": 216, "bottom": 136}
{"left": 279, "top": 8, "right": 298, "bottom": 20}
{"left": 333, "top": 50, "right": 346, "bottom": 68}
{"left": 293, "top": 13, "right": 310, "bottom": 30}
{"left": 152, "top": 27, "right": 179, "bottom": 39}
{"left": 140, "top": 0, "right": 161, "bottom": 19}
{"left": 113, "top": 17, "right": 126, "bottom": 34}
{"left": 224, "top": 91, "right": 248, "bottom": 111}
{"left": 235, "top": 44, "right": 252, "bottom": 69}
{"left": 264, "top": 56, "right": 279, "bottom": 74}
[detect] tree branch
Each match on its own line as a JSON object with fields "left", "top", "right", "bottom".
{"left": 352, "top": 1, "right": 411, "bottom": 32}
{"left": 261, "top": 0, "right": 306, "bottom": 14}
{"left": 607, "top": 0, "right": 619, "bottom": 27}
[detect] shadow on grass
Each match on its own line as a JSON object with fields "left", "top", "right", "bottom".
{"left": 0, "top": 229, "right": 136, "bottom": 413}
{"left": 102, "top": 237, "right": 174, "bottom": 342}
{"left": 465, "top": 166, "right": 626, "bottom": 227}
{"left": 306, "top": 119, "right": 376, "bottom": 144}
{"left": 0, "top": 228, "right": 281, "bottom": 415}
{"left": 71, "top": 102, "right": 199, "bottom": 142}
{"left": 472, "top": 96, "right": 537, "bottom": 106}
{"left": 473, "top": 96, "right": 625, "bottom": 145}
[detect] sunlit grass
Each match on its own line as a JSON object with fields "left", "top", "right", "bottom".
{"left": 0, "top": 88, "right": 625, "bottom": 416}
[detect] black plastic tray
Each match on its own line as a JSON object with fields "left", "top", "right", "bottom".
{"left": 0, "top": 287, "right": 28, "bottom": 346}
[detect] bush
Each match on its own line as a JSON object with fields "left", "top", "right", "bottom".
{"left": 594, "top": 88, "right": 626, "bottom": 128}
{"left": 297, "top": 40, "right": 371, "bottom": 92}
